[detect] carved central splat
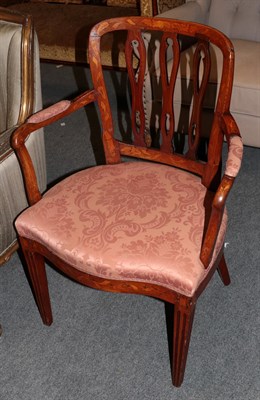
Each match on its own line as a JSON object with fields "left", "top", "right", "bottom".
{"left": 126, "top": 30, "right": 147, "bottom": 147}
{"left": 125, "top": 29, "right": 211, "bottom": 160}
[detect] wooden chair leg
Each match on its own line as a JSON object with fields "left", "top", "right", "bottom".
{"left": 22, "top": 247, "right": 53, "bottom": 326}
{"left": 172, "top": 301, "right": 195, "bottom": 387}
{"left": 217, "top": 254, "right": 231, "bottom": 286}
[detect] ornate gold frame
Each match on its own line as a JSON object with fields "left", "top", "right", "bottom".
{"left": 0, "top": 8, "right": 34, "bottom": 124}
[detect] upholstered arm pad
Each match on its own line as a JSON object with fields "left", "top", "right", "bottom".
{"left": 200, "top": 134, "right": 242, "bottom": 267}
{"left": 200, "top": 113, "right": 242, "bottom": 266}
{"left": 27, "top": 90, "right": 97, "bottom": 127}
{"left": 220, "top": 113, "right": 243, "bottom": 177}
{"left": 225, "top": 136, "right": 243, "bottom": 178}
{"left": 28, "top": 100, "right": 71, "bottom": 124}
{"left": 13, "top": 90, "right": 97, "bottom": 147}
{"left": 158, "top": 1, "right": 207, "bottom": 23}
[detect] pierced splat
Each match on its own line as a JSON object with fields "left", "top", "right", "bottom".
{"left": 160, "top": 33, "right": 180, "bottom": 154}
{"left": 125, "top": 30, "right": 147, "bottom": 147}
{"left": 186, "top": 39, "right": 211, "bottom": 160}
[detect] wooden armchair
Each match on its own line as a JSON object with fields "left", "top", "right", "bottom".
{"left": 12, "top": 17, "right": 243, "bottom": 387}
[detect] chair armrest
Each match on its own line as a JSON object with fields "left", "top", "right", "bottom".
{"left": 13, "top": 90, "right": 97, "bottom": 143}
{"left": 157, "top": 2, "right": 207, "bottom": 23}
{"left": 12, "top": 89, "right": 97, "bottom": 206}
{"left": 224, "top": 135, "right": 243, "bottom": 178}
{"left": 221, "top": 113, "right": 243, "bottom": 178}
{"left": 27, "top": 100, "right": 71, "bottom": 124}
{"left": 200, "top": 175, "right": 234, "bottom": 267}
{"left": 200, "top": 117, "right": 243, "bottom": 267}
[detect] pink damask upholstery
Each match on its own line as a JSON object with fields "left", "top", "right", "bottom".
{"left": 28, "top": 100, "right": 71, "bottom": 124}
{"left": 15, "top": 161, "right": 227, "bottom": 297}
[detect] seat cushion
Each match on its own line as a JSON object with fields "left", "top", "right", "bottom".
{"left": 15, "top": 162, "right": 227, "bottom": 297}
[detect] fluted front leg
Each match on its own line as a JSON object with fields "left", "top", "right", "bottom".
{"left": 20, "top": 238, "right": 53, "bottom": 326}
{"left": 172, "top": 300, "right": 195, "bottom": 387}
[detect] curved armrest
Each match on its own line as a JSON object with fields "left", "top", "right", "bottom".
{"left": 11, "top": 89, "right": 97, "bottom": 206}
{"left": 12, "top": 90, "right": 97, "bottom": 146}
{"left": 221, "top": 113, "right": 243, "bottom": 178}
{"left": 200, "top": 175, "right": 234, "bottom": 267}
{"left": 200, "top": 117, "right": 243, "bottom": 267}
{"left": 224, "top": 135, "right": 243, "bottom": 178}
{"left": 157, "top": 2, "right": 207, "bottom": 24}
{"left": 28, "top": 100, "right": 71, "bottom": 124}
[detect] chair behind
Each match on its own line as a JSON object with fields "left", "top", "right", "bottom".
{"left": 0, "top": 7, "right": 46, "bottom": 265}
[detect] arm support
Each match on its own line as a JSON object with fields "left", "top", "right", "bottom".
{"left": 200, "top": 175, "right": 234, "bottom": 267}
{"left": 200, "top": 114, "right": 243, "bottom": 267}
{"left": 12, "top": 89, "right": 97, "bottom": 206}
{"left": 221, "top": 113, "right": 243, "bottom": 178}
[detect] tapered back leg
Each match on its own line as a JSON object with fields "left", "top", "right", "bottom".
{"left": 217, "top": 254, "right": 231, "bottom": 286}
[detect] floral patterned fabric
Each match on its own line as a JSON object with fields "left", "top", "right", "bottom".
{"left": 28, "top": 100, "right": 71, "bottom": 124}
{"left": 15, "top": 162, "right": 227, "bottom": 297}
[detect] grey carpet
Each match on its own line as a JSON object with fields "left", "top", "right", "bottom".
{"left": 0, "top": 63, "right": 259, "bottom": 400}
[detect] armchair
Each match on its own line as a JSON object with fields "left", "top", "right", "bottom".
{"left": 12, "top": 17, "right": 242, "bottom": 387}
{"left": 0, "top": 7, "right": 46, "bottom": 265}
{"left": 152, "top": 0, "right": 260, "bottom": 148}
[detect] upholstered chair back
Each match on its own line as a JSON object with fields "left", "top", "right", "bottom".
{"left": 183, "top": 0, "right": 260, "bottom": 41}
{"left": 0, "top": 8, "right": 46, "bottom": 264}
{"left": 186, "top": 0, "right": 211, "bottom": 14}
{"left": 0, "top": 22, "right": 23, "bottom": 132}
{"left": 207, "top": 0, "right": 260, "bottom": 41}
{"left": 0, "top": 22, "right": 43, "bottom": 131}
